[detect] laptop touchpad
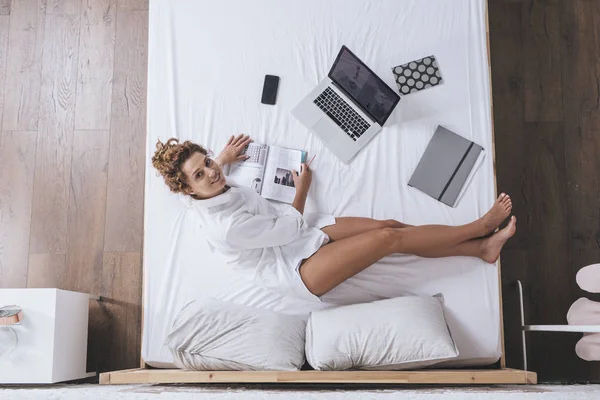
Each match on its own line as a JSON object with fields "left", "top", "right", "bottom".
{"left": 313, "top": 117, "right": 339, "bottom": 143}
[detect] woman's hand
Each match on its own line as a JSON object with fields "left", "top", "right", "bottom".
{"left": 215, "top": 134, "right": 252, "bottom": 166}
{"left": 292, "top": 163, "right": 312, "bottom": 195}
{"left": 291, "top": 163, "right": 311, "bottom": 214}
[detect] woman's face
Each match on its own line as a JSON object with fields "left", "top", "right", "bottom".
{"left": 181, "top": 152, "right": 227, "bottom": 199}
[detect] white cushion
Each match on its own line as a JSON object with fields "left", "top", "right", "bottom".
{"left": 305, "top": 296, "right": 459, "bottom": 370}
{"left": 165, "top": 298, "right": 307, "bottom": 371}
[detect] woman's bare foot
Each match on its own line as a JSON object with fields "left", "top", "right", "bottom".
{"left": 481, "top": 216, "right": 517, "bottom": 264}
{"left": 480, "top": 193, "right": 512, "bottom": 236}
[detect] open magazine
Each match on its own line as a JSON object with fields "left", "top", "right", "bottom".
{"left": 224, "top": 143, "right": 307, "bottom": 204}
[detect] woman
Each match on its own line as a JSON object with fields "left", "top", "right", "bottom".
{"left": 152, "top": 135, "right": 516, "bottom": 302}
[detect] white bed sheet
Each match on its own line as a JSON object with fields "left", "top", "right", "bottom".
{"left": 143, "top": 0, "right": 500, "bottom": 368}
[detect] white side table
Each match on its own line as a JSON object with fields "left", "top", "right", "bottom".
{"left": 0, "top": 288, "right": 97, "bottom": 383}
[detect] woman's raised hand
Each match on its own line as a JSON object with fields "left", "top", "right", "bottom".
{"left": 215, "top": 134, "right": 252, "bottom": 166}
{"left": 292, "top": 162, "right": 312, "bottom": 195}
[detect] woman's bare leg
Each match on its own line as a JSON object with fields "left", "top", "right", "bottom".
{"left": 322, "top": 217, "right": 408, "bottom": 241}
{"left": 322, "top": 194, "right": 513, "bottom": 242}
{"left": 300, "top": 217, "right": 517, "bottom": 296}
{"left": 324, "top": 218, "right": 490, "bottom": 259}
{"left": 418, "top": 237, "right": 483, "bottom": 258}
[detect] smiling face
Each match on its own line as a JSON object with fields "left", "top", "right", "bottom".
{"left": 181, "top": 152, "right": 227, "bottom": 199}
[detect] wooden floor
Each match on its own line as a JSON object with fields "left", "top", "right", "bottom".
{"left": 0, "top": 0, "right": 147, "bottom": 373}
{"left": 0, "top": 0, "right": 599, "bottom": 382}
{"left": 490, "top": 0, "right": 600, "bottom": 383}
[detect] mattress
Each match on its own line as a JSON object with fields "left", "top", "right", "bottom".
{"left": 143, "top": 0, "right": 500, "bottom": 368}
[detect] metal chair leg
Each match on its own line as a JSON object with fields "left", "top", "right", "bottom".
{"left": 516, "top": 280, "right": 528, "bottom": 371}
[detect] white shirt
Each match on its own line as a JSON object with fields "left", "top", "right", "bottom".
{"left": 185, "top": 186, "right": 335, "bottom": 302}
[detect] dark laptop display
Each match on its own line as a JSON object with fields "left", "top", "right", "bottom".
{"left": 329, "top": 46, "right": 400, "bottom": 125}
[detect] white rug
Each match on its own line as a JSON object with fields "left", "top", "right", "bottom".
{"left": 2, "top": 384, "right": 600, "bottom": 400}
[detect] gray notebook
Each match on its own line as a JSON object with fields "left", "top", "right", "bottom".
{"left": 408, "top": 126, "right": 484, "bottom": 207}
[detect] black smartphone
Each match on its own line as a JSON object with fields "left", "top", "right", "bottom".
{"left": 261, "top": 75, "right": 280, "bottom": 105}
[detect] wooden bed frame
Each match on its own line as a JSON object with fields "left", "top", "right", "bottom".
{"left": 99, "top": 1, "right": 536, "bottom": 385}
{"left": 100, "top": 369, "right": 536, "bottom": 385}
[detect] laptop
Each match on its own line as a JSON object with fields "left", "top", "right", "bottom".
{"left": 292, "top": 46, "right": 400, "bottom": 163}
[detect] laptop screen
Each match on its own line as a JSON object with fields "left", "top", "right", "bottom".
{"left": 329, "top": 46, "right": 400, "bottom": 126}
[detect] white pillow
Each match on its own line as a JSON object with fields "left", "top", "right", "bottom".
{"left": 165, "top": 298, "right": 307, "bottom": 371}
{"left": 305, "top": 296, "right": 458, "bottom": 370}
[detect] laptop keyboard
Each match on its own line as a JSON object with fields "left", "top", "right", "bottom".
{"left": 313, "top": 87, "right": 370, "bottom": 141}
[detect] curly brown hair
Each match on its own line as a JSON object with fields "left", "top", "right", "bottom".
{"left": 151, "top": 138, "right": 209, "bottom": 198}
